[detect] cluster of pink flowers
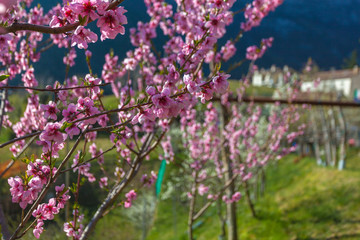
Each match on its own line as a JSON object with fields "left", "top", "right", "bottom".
{"left": 141, "top": 171, "right": 157, "bottom": 187}
{"left": 241, "top": 0, "right": 283, "bottom": 31}
{"left": 63, "top": 211, "right": 84, "bottom": 239}
{"left": 246, "top": 37, "right": 274, "bottom": 61}
{"left": 72, "top": 150, "right": 96, "bottom": 182}
{"left": 51, "top": 0, "right": 128, "bottom": 48}
{"left": 222, "top": 192, "right": 242, "bottom": 204}
{"left": 8, "top": 159, "right": 55, "bottom": 209}
{"left": 124, "top": 190, "right": 137, "bottom": 208}
{"left": 32, "top": 184, "right": 70, "bottom": 238}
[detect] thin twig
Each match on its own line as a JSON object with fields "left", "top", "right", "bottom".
{"left": 193, "top": 173, "right": 239, "bottom": 221}
{"left": 0, "top": 131, "right": 41, "bottom": 149}
{"left": 0, "top": 83, "right": 110, "bottom": 92}
{"left": 0, "top": 135, "right": 37, "bottom": 178}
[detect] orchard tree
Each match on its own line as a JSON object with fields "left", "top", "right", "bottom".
{"left": 0, "top": 0, "right": 288, "bottom": 239}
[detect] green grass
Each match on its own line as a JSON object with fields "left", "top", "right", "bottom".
{"left": 228, "top": 80, "right": 275, "bottom": 97}
{"left": 3, "top": 147, "right": 360, "bottom": 240}
{"left": 145, "top": 150, "right": 360, "bottom": 240}
{"left": 101, "top": 95, "right": 119, "bottom": 110}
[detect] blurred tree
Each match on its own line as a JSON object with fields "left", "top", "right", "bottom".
{"left": 342, "top": 49, "right": 358, "bottom": 69}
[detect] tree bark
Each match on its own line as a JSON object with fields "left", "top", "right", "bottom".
{"left": 320, "top": 107, "right": 331, "bottom": 166}
{"left": 221, "top": 105, "right": 238, "bottom": 240}
{"left": 244, "top": 181, "right": 257, "bottom": 218}
{"left": 217, "top": 198, "right": 226, "bottom": 240}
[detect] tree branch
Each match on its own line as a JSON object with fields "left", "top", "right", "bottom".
{"left": 0, "top": 135, "right": 37, "bottom": 179}
{"left": 0, "top": 83, "right": 110, "bottom": 92}
{"left": 1, "top": 0, "right": 126, "bottom": 35}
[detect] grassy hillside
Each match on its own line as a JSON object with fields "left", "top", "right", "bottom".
{"left": 4, "top": 149, "right": 360, "bottom": 240}
{"left": 145, "top": 149, "right": 360, "bottom": 240}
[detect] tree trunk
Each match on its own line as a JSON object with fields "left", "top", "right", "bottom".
{"left": 320, "top": 107, "right": 331, "bottom": 166}
{"left": 244, "top": 181, "right": 257, "bottom": 218}
{"left": 221, "top": 105, "right": 238, "bottom": 240}
{"left": 260, "top": 169, "right": 266, "bottom": 197}
{"left": 217, "top": 198, "right": 226, "bottom": 240}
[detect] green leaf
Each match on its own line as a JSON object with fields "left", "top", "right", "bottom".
{"left": 60, "top": 121, "right": 73, "bottom": 133}
{"left": 78, "top": 150, "right": 85, "bottom": 163}
{"left": 124, "top": 95, "right": 131, "bottom": 107}
{"left": 0, "top": 74, "right": 9, "bottom": 81}
{"left": 21, "top": 157, "right": 30, "bottom": 164}
{"left": 70, "top": 183, "right": 77, "bottom": 193}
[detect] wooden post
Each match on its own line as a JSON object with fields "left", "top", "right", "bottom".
{"left": 338, "top": 106, "right": 347, "bottom": 170}
{"left": 328, "top": 108, "right": 337, "bottom": 167}
{"left": 310, "top": 108, "right": 323, "bottom": 165}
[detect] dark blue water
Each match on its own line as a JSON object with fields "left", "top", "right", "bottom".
{"left": 34, "top": 0, "right": 360, "bottom": 84}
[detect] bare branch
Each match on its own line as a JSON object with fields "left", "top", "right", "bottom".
{"left": 0, "top": 83, "right": 110, "bottom": 92}
{"left": 193, "top": 174, "right": 239, "bottom": 221}
{"left": 0, "top": 131, "right": 41, "bottom": 149}
{"left": 0, "top": 135, "right": 37, "bottom": 178}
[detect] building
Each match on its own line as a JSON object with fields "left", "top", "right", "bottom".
{"left": 252, "top": 65, "right": 298, "bottom": 88}
{"left": 300, "top": 66, "right": 360, "bottom": 98}
{"left": 252, "top": 65, "right": 360, "bottom": 99}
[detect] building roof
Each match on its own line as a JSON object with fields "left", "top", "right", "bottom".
{"left": 305, "top": 66, "right": 359, "bottom": 81}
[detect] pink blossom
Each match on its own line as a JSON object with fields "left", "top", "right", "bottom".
{"left": 212, "top": 73, "right": 230, "bottom": 94}
{"left": 198, "top": 184, "right": 209, "bottom": 196}
{"left": 62, "top": 103, "right": 78, "bottom": 121}
{"left": 123, "top": 57, "right": 137, "bottom": 70}
{"left": 114, "top": 167, "right": 125, "bottom": 178}
{"left": 40, "top": 122, "right": 66, "bottom": 143}
{"left": 33, "top": 220, "right": 44, "bottom": 239}
{"left": 71, "top": 26, "right": 98, "bottom": 49}
{"left": 85, "top": 74, "right": 101, "bottom": 94}
{"left": 124, "top": 200, "right": 132, "bottom": 208}
{"left": 146, "top": 86, "right": 156, "bottom": 95}
{"left": 41, "top": 101, "right": 59, "bottom": 120}
{"left": 246, "top": 37, "right": 273, "bottom": 61}
{"left": 97, "top": 7, "right": 128, "bottom": 41}
{"left": 65, "top": 124, "right": 80, "bottom": 139}
{"left": 232, "top": 192, "right": 242, "bottom": 202}
{"left": 63, "top": 48, "right": 77, "bottom": 67}
{"left": 76, "top": 97, "right": 100, "bottom": 124}
{"left": 99, "top": 177, "right": 108, "bottom": 188}
{"left": 205, "top": 14, "right": 226, "bottom": 37}
{"left": 125, "top": 190, "right": 137, "bottom": 201}
{"left": 152, "top": 88, "right": 174, "bottom": 109}
{"left": 0, "top": 0, "right": 16, "bottom": 14}
{"left": 141, "top": 171, "right": 157, "bottom": 187}
{"left": 221, "top": 40, "right": 236, "bottom": 61}
{"left": 22, "top": 67, "right": 38, "bottom": 90}
{"left": 71, "top": 0, "right": 100, "bottom": 21}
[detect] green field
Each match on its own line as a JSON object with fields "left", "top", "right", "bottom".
{"left": 7, "top": 148, "right": 359, "bottom": 240}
